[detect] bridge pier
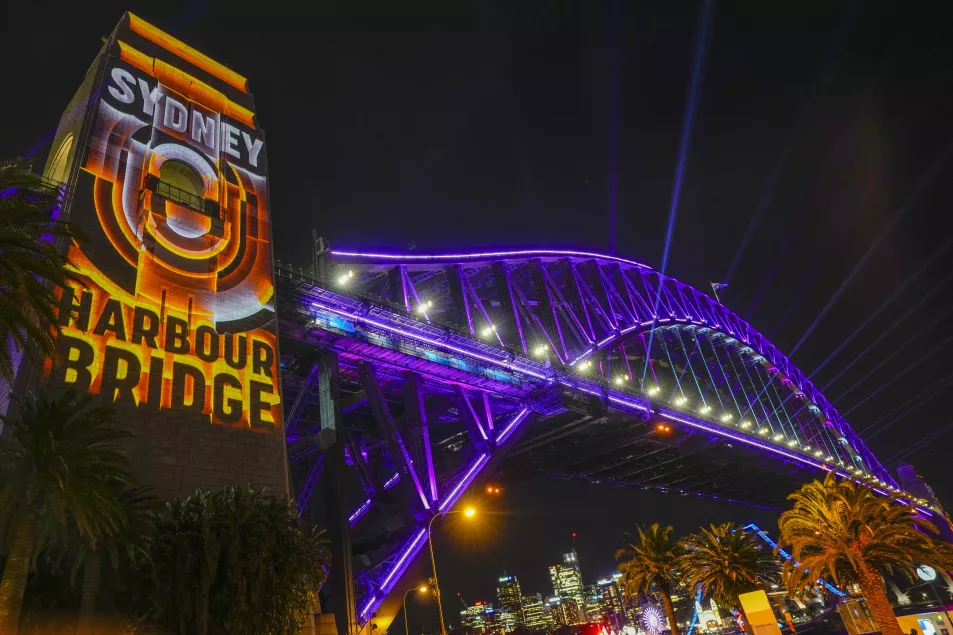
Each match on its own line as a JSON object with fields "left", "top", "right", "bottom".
{"left": 318, "top": 350, "right": 358, "bottom": 635}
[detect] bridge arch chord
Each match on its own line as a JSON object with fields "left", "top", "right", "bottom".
{"left": 325, "top": 249, "right": 893, "bottom": 488}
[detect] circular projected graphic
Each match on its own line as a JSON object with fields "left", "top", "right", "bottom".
{"left": 641, "top": 604, "right": 666, "bottom": 635}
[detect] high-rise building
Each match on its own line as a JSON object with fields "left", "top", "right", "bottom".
{"left": 497, "top": 575, "right": 525, "bottom": 627}
{"left": 547, "top": 596, "right": 579, "bottom": 627}
{"left": 462, "top": 602, "right": 494, "bottom": 633}
{"left": 549, "top": 551, "right": 587, "bottom": 622}
{"left": 596, "top": 575, "right": 627, "bottom": 629}
{"left": 583, "top": 585, "right": 605, "bottom": 623}
{"left": 522, "top": 594, "right": 554, "bottom": 632}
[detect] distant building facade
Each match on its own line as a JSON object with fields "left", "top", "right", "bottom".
{"left": 497, "top": 575, "right": 525, "bottom": 628}
{"left": 523, "top": 594, "right": 554, "bottom": 632}
{"left": 462, "top": 602, "right": 494, "bottom": 633}
{"left": 549, "top": 551, "right": 587, "bottom": 623}
{"left": 596, "top": 575, "right": 626, "bottom": 629}
{"left": 547, "top": 597, "right": 579, "bottom": 627}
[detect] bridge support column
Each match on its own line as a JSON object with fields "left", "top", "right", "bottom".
{"left": 318, "top": 350, "right": 357, "bottom": 635}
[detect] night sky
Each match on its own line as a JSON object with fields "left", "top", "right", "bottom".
{"left": 4, "top": 0, "right": 953, "bottom": 628}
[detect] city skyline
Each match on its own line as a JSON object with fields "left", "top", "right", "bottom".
{"left": 454, "top": 539, "right": 624, "bottom": 625}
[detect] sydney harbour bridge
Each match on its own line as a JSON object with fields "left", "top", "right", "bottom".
{"left": 273, "top": 242, "right": 930, "bottom": 635}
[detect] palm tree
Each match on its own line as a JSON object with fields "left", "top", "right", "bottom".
{"left": 777, "top": 473, "right": 953, "bottom": 635}
{"left": 0, "top": 158, "right": 81, "bottom": 384}
{"left": 0, "top": 389, "right": 135, "bottom": 635}
{"left": 678, "top": 523, "right": 777, "bottom": 629}
{"left": 616, "top": 523, "right": 683, "bottom": 635}
{"left": 73, "top": 485, "right": 156, "bottom": 635}
{"left": 138, "top": 486, "right": 330, "bottom": 635}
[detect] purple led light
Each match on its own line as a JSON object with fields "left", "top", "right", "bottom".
{"left": 312, "top": 302, "right": 550, "bottom": 380}
{"left": 360, "top": 595, "right": 378, "bottom": 619}
{"left": 381, "top": 528, "right": 427, "bottom": 589}
{"left": 569, "top": 348, "right": 595, "bottom": 366}
{"left": 659, "top": 410, "right": 834, "bottom": 472}
{"left": 384, "top": 473, "right": 400, "bottom": 489}
{"left": 358, "top": 528, "right": 429, "bottom": 620}
{"left": 606, "top": 395, "right": 650, "bottom": 412}
{"left": 495, "top": 408, "right": 530, "bottom": 445}
{"left": 438, "top": 453, "right": 489, "bottom": 512}
{"left": 349, "top": 498, "right": 373, "bottom": 526}
{"left": 332, "top": 248, "right": 651, "bottom": 270}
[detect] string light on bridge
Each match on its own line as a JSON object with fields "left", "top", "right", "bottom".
{"left": 700, "top": 405, "right": 712, "bottom": 414}
{"left": 720, "top": 413, "right": 732, "bottom": 423}
{"left": 758, "top": 427, "right": 769, "bottom": 436}
{"left": 417, "top": 300, "right": 433, "bottom": 314}
{"left": 740, "top": 420, "right": 752, "bottom": 429}
{"left": 787, "top": 439, "right": 798, "bottom": 447}
{"left": 674, "top": 396, "right": 687, "bottom": 406}
{"left": 534, "top": 343, "right": 549, "bottom": 357}
{"left": 337, "top": 270, "right": 354, "bottom": 285}
{"left": 773, "top": 433, "right": 783, "bottom": 441}
{"left": 480, "top": 324, "right": 496, "bottom": 338}
{"left": 647, "top": 386, "right": 660, "bottom": 396}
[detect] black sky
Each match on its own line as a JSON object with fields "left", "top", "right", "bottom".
{"left": 4, "top": 0, "right": 953, "bottom": 625}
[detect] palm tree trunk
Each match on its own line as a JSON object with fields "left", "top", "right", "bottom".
{"left": 0, "top": 510, "right": 36, "bottom": 635}
{"left": 76, "top": 550, "right": 103, "bottom": 635}
{"left": 660, "top": 588, "right": 682, "bottom": 635}
{"left": 856, "top": 564, "right": 902, "bottom": 635}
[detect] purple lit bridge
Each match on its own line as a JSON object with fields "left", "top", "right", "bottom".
{"left": 274, "top": 246, "right": 918, "bottom": 635}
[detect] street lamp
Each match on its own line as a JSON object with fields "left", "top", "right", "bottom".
{"left": 403, "top": 585, "right": 429, "bottom": 635}
{"left": 428, "top": 507, "right": 477, "bottom": 635}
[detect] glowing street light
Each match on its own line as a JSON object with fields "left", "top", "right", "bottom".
{"left": 403, "top": 584, "right": 430, "bottom": 633}
{"left": 404, "top": 585, "right": 430, "bottom": 635}
{"left": 429, "top": 507, "right": 477, "bottom": 635}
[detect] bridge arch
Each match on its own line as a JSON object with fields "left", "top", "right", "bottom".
{"left": 324, "top": 248, "right": 890, "bottom": 487}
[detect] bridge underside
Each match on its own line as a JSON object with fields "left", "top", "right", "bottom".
{"left": 501, "top": 408, "right": 818, "bottom": 509}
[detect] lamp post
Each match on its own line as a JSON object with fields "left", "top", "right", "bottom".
{"left": 403, "top": 585, "right": 429, "bottom": 635}
{"left": 428, "top": 507, "right": 476, "bottom": 635}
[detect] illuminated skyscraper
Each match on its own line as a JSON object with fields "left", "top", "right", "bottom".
{"left": 497, "top": 574, "right": 525, "bottom": 627}
{"left": 522, "top": 594, "right": 554, "bottom": 632}
{"left": 584, "top": 585, "right": 605, "bottom": 623}
{"left": 547, "top": 596, "right": 580, "bottom": 627}
{"left": 549, "top": 551, "right": 587, "bottom": 622}
{"left": 596, "top": 574, "right": 626, "bottom": 629}
{"left": 461, "top": 602, "right": 494, "bottom": 633}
